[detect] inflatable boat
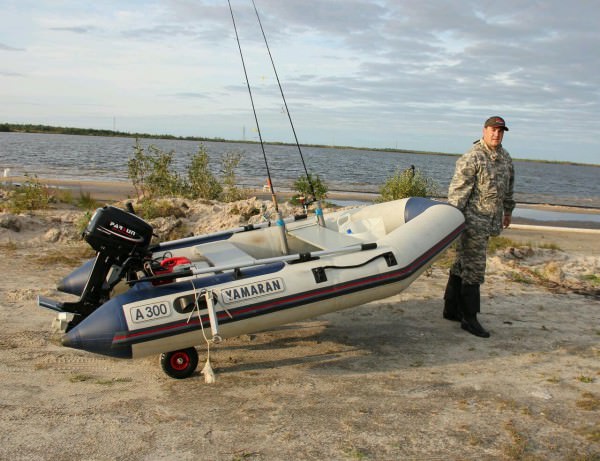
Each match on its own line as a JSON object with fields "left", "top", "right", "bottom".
{"left": 39, "top": 197, "right": 463, "bottom": 378}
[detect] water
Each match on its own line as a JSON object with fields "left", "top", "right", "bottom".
{"left": 1, "top": 132, "right": 599, "bottom": 208}
{"left": 512, "top": 208, "right": 600, "bottom": 225}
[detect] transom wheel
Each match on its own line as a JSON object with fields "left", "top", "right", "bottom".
{"left": 159, "top": 347, "right": 199, "bottom": 379}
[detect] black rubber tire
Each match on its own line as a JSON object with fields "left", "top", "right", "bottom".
{"left": 160, "top": 347, "right": 199, "bottom": 379}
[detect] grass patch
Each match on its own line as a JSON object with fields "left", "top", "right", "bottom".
{"left": 577, "top": 375, "right": 595, "bottom": 384}
{"left": 581, "top": 274, "right": 600, "bottom": 285}
{"left": 576, "top": 392, "right": 600, "bottom": 411}
{"left": 95, "top": 377, "right": 134, "bottom": 385}
{"left": 163, "top": 222, "right": 191, "bottom": 241}
{"left": 77, "top": 191, "right": 102, "bottom": 210}
{"left": 75, "top": 211, "right": 93, "bottom": 234}
{"left": 342, "top": 445, "right": 370, "bottom": 460}
{"left": 69, "top": 373, "right": 94, "bottom": 383}
{"left": 137, "top": 198, "right": 187, "bottom": 220}
{"left": 34, "top": 253, "right": 86, "bottom": 266}
{"left": 432, "top": 247, "right": 456, "bottom": 269}
{"left": 230, "top": 450, "right": 261, "bottom": 461}
{"left": 578, "top": 426, "right": 600, "bottom": 443}
{"left": 70, "top": 374, "right": 133, "bottom": 385}
{"left": 0, "top": 240, "right": 18, "bottom": 252}
{"left": 507, "top": 271, "right": 534, "bottom": 284}
{"left": 487, "top": 237, "right": 560, "bottom": 254}
{"left": 488, "top": 236, "right": 523, "bottom": 253}
{"left": 433, "top": 237, "right": 563, "bottom": 273}
{"left": 229, "top": 203, "right": 261, "bottom": 221}
{"left": 538, "top": 242, "right": 561, "bottom": 250}
{"left": 520, "top": 406, "right": 532, "bottom": 416}
{"left": 502, "top": 420, "right": 529, "bottom": 459}
{"left": 32, "top": 245, "right": 95, "bottom": 266}
{"left": 50, "top": 188, "right": 74, "bottom": 204}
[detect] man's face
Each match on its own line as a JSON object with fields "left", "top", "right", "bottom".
{"left": 483, "top": 126, "right": 505, "bottom": 148}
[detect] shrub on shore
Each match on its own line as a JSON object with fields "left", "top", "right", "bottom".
{"left": 290, "top": 173, "right": 328, "bottom": 206}
{"left": 0, "top": 176, "right": 105, "bottom": 213}
{"left": 127, "top": 140, "right": 245, "bottom": 202}
{"left": 1, "top": 174, "right": 51, "bottom": 213}
{"left": 378, "top": 166, "right": 439, "bottom": 201}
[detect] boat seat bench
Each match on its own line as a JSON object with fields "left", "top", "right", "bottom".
{"left": 194, "top": 241, "right": 255, "bottom": 267}
{"left": 287, "top": 225, "right": 360, "bottom": 250}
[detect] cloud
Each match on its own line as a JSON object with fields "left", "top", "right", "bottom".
{"left": 0, "top": 43, "right": 25, "bottom": 51}
{"left": 48, "top": 26, "right": 98, "bottom": 34}
{"left": 0, "top": 70, "right": 25, "bottom": 77}
{"left": 1, "top": 0, "right": 599, "bottom": 164}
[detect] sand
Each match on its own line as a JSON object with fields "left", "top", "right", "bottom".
{"left": 1, "top": 187, "right": 599, "bottom": 460}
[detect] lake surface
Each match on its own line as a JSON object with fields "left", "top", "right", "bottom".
{"left": 1, "top": 132, "right": 599, "bottom": 208}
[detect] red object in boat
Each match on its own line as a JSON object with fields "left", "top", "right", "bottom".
{"left": 152, "top": 257, "right": 192, "bottom": 285}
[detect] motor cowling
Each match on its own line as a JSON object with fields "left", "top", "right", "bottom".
{"left": 83, "top": 205, "right": 153, "bottom": 260}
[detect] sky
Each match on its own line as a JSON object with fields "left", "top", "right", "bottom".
{"left": 1, "top": 0, "right": 599, "bottom": 165}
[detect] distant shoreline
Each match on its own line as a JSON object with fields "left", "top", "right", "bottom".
{"left": 2, "top": 123, "right": 598, "bottom": 167}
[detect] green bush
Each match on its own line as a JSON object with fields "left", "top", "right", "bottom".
{"left": 378, "top": 167, "right": 439, "bottom": 202}
{"left": 145, "top": 148, "right": 185, "bottom": 197}
{"left": 5, "top": 175, "right": 51, "bottom": 213}
{"left": 291, "top": 173, "right": 328, "bottom": 204}
{"left": 188, "top": 146, "right": 222, "bottom": 200}
{"left": 128, "top": 141, "right": 185, "bottom": 198}
{"left": 220, "top": 151, "right": 245, "bottom": 202}
{"left": 128, "top": 141, "right": 243, "bottom": 202}
{"left": 127, "top": 140, "right": 151, "bottom": 198}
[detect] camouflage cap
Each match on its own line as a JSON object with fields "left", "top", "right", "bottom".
{"left": 484, "top": 116, "right": 509, "bottom": 131}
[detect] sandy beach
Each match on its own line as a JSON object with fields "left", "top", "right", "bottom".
{"left": 1, "top": 181, "right": 599, "bottom": 460}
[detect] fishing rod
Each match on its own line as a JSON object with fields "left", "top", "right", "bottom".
{"left": 250, "top": 0, "right": 325, "bottom": 226}
{"left": 227, "top": 0, "right": 289, "bottom": 254}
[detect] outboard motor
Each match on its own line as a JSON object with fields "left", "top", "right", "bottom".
{"left": 83, "top": 205, "right": 153, "bottom": 258}
{"left": 41, "top": 205, "right": 154, "bottom": 330}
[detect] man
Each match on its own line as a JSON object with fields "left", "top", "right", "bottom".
{"left": 443, "top": 116, "right": 515, "bottom": 338}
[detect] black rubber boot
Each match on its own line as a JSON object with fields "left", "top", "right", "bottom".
{"left": 460, "top": 284, "right": 490, "bottom": 338}
{"left": 443, "top": 274, "right": 462, "bottom": 321}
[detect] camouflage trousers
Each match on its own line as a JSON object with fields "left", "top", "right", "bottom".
{"left": 449, "top": 223, "right": 490, "bottom": 285}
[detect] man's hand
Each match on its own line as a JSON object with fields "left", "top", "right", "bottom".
{"left": 503, "top": 213, "right": 512, "bottom": 228}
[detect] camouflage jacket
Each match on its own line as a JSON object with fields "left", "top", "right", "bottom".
{"left": 448, "top": 138, "right": 515, "bottom": 236}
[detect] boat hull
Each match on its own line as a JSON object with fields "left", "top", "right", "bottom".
{"left": 58, "top": 197, "right": 464, "bottom": 360}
